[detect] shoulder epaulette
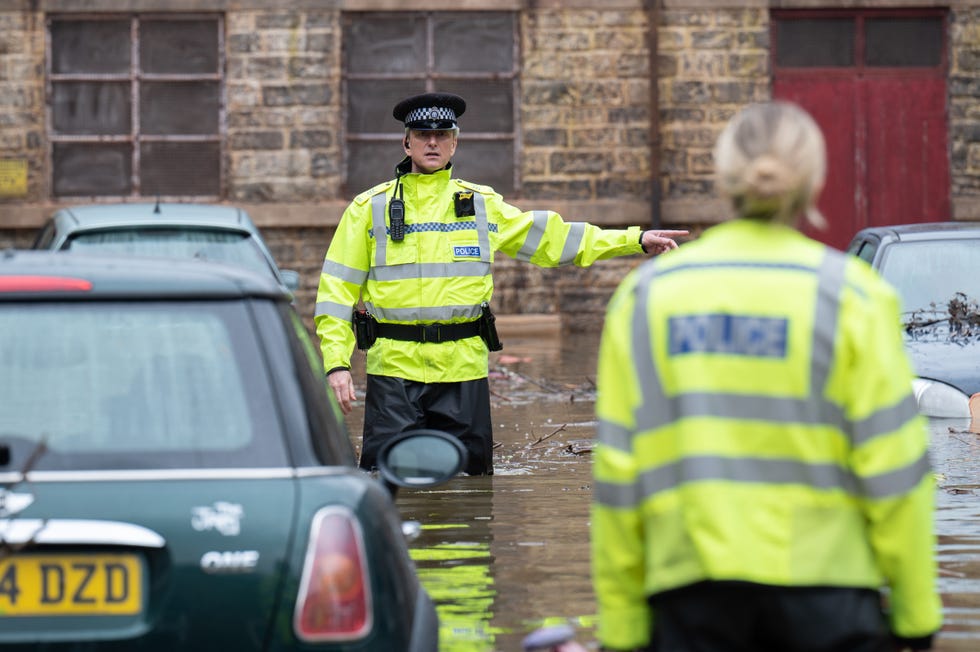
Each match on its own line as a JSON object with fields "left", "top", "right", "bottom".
{"left": 453, "top": 178, "right": 495, "bottom": 195}
{"left": 353, "top": 179, "right": 396, "bottom": 206}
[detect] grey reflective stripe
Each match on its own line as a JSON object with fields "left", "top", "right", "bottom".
{"left": 368, "top": 261, "right": 491, "bottom": 282}
{"left": 631, "top": 252, "right": 848, "bottom": 434}
{"left": 595, "top": 449, "right": 932, "bottom": 508}
{"left": 851, "top": 393, "right": 919, "bottom": 447}
{"left": 515, "top": 211, "right": 550, "bottom": 262}
{"left": 473, "top": 192, "right": 491, "bottom": 262}
{"left": 861, "top": 449, "right": 932, "bottom": 498}
{"left": 810, "top": 252, "right": 845, "bottom": 404}
{"left": 596, "top": 456, "right": 856, "bottom": 509}
{"left": 315, "top": 299, "right": 355, "bottom": 321}
{"left": 560, "top": 222, "right": 586, "bottom": 266}
{"left": 593, "top": 477, "right": 639, "bottom": 508}
{"left": 631, "top": 264, "right": 672, "bottom": 433}
{"left": 597, "top": 418, "right": 632, "bottom": 452}
{"left": 321, "top": 259, "right": 368, "bottom": 286}
{"left": 366, "top": 303, "right": 483, "bottom": 322}
{"left": 669, "top": 392, "right": 844, "bottom": 429}
{"left": 371, "top": 192, "right": 389, "bottom": 266}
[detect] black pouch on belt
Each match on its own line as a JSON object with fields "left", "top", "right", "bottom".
{"left": 352, "top": 309, "right": 377, "bottom": 350}
{"left": 479, "top": 302, "right": 503, "bottom": 352}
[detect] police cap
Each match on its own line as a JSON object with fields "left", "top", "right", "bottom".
{"left": 393, "top": 92, "right": 466, "bottom": 130}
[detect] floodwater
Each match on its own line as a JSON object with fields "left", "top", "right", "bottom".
{"left": 346, "top": 327, "right": 980, "bottom": 652}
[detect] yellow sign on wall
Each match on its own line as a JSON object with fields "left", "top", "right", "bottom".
{"left": 0, "top": 159, "right": 28, "bottom": 198}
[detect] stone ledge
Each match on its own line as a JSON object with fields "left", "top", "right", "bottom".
{"left": 494, "top": 313, "right": 562, "bottom": 339}
{"left": 0, "top": 198, "right": 699, "bottom": 230}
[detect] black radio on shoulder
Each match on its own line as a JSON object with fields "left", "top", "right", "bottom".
{"left": 389, "top": 197, "right": 405, "bottom": 241}
{"left": 454, "top": 191, "right": 475, "bottom": 217}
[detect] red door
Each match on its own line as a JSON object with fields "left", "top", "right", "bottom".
{"left": 772, "top": 10, "right": 949, "bottom": 251}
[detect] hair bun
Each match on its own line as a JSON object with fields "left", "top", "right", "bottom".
{"left": 743, "top": 155, "right": 794, "bottom": 198}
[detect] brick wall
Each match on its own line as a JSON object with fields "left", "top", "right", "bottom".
{"left": 3, "top": 2, "right": 980, "bottom": 336}
{"left": 950, "top": 6, "right": 980, "bottom": 219}
{"left": 0, "top": 10, "right": 45, "bottom": 202}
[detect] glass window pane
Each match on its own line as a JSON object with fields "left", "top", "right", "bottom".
{"left": 347, "top": 141, "right": 405, "bottom": 193}
{"left": 775, "top": 18, "right": 855, "bottom": 67}
{"left": 866, "top": 18, "right": 943, "bottom": 67}
{"left": 441, "top": 79, "right": 513, "bottom": 133}
{"left": 453, "top": 141, "right": 514, "bottom": 195}
{"left": 0, "top": 301, "right": 287, "bottom": 468}
{"left": 51, "top": 81, "right": 131, "bottom": 135}
{"left": 50, "top": 19, "right": 131, "bottom": 74}
{"left": 344, "top": 14, "right": 426, "bottom": 74}
{"left": 65, "top": 230, "right": 272, "bottom": 278}
{"left": 141, "top": 82, "right": 220, "bottom": 135}
{"left": 141, "top": 141, "right": 220, "bottom": 196}
{"left": 879, "top": 240, "right": 980, "bottom": 313}
{"left": 53, "top": 143, "right": 132, "bottom": 196}
{"left": 141, "top": 19, "right": 219, "bottom": 74}
{"left": 433, "top": 13, "right": 514, "bottom": 73}
{"left": 347, "top": 80, "right": 425, "bottom": 134}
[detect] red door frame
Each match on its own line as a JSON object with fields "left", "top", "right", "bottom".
{"left": 771, "top": 8, "right": 950, "bottom": 251}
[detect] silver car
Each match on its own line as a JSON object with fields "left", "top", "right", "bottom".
{"left": 847, "top": 221, "right": 980, "bottom": 419}
{"left": 32, "top": 202, "right": 300, "bottom": 292}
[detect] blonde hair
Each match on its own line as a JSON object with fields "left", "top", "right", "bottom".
{"left": 714, "top": 101, "right": 827, "bottom": 229}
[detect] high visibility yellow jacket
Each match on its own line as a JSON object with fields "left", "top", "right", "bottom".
{"left": 592, "top": 219, "right": 941, "bottom": 650}
{"left": 314, "top": 163, "right": 644, "bottom": 382}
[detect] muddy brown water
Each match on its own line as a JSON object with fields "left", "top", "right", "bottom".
{"left": 345, "top": 327, "right": 980, "bottom": 652}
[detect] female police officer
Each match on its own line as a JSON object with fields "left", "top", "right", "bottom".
{"left": 314, "top": 92, "right": 686, "bottom": 475}
{"left": 591, "top": 101, "right": 941, "bottom": 651}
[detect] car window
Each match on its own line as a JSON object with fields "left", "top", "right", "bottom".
{"left": 878, "top": 239, "right": 980, "bottom": 314}
{"left": 63, "top": 229, "right": 277, "bottom": 279}
{"left": 32, "top": 222, "right": 56, "bottom": 249}
{"left": 0, "top": 299, "right": 289, "bottom": 471}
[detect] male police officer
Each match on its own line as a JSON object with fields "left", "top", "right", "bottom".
{"left": 314, "top": 92, "right": 686, "bottom": 475}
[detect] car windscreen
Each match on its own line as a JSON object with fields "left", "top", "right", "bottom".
{"left": 63, "top": 229, "right": 277, "bottom": 280}
{"left": 0, "top": 299, "right": 289, "bottom": 471}
{"left": 878, "top": 239, "right": 980, "bottom": 316}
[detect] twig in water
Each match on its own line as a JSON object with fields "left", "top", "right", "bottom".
{"left": 528, "top": 424, "right": 568, "bottom": 448}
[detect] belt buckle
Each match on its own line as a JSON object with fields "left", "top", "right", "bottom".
{"left": 421, "top": 323, "right": 441, "bottom": 343}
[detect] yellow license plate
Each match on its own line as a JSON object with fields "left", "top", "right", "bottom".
{"left": 0, "top": 553, "right": 143, "bottom": 616}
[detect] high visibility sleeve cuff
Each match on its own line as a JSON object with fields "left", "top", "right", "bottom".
{"left": 597, "top": 603, "right": 651, "bottom": 650}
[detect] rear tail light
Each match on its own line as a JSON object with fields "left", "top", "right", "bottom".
{"left": 294, "top": 506, "right": 373, "bottom": 641}
{"left": 0, "top": 276, "right": 93, "bottom": 292}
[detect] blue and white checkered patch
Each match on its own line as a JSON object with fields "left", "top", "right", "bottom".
{"left": 405, "top": 106, "right": 457, "bottom": 124}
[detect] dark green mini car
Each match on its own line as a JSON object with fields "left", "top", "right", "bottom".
{"left": 0, "top": 251, "right": 464, "bottom": 651}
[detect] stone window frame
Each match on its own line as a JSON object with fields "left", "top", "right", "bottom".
{"left": 340, "top": 10, "right": 521, "bottom": 197}
{"left": 45, "top": 13, "right": 226, "bottom": 200}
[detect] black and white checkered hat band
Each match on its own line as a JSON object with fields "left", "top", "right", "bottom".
{"left": 405, "top": 106, "right": 457, "bottom": 124}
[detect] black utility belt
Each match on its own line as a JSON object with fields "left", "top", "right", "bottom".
{"left": 353, "top": 304, "right": 501, "bottom": 352}
{"left": 376, "top": 320, "right": 481, "bottom": 344}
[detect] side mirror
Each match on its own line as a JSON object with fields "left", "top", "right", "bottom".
{"left": 279, "top": 269, "right": 301, "bottom": 292}
{"left": 375, "top": 429, "right": 468, "bottom": 495}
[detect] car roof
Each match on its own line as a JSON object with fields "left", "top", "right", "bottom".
{"left": 0, "top": 249, "right": 288, "bottom": 301}
{"left": 50, "top": 202, "right": 258, "bottom": 234}
{"left": 851, "top": 221, "right": 980, "bottom": 243}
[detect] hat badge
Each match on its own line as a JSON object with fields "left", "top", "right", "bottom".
{"left": 427, "top": 108, "right": 439, "bottom": 119}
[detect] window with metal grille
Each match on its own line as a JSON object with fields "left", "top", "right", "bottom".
{"left": 342, "top": 12, "right": 519, "bottom": 196}
{"left": 47, "top": 15, "right": 223, "bottom": 198}
{"left": 773, "top": 10, "right": 945, "bottom": 70}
